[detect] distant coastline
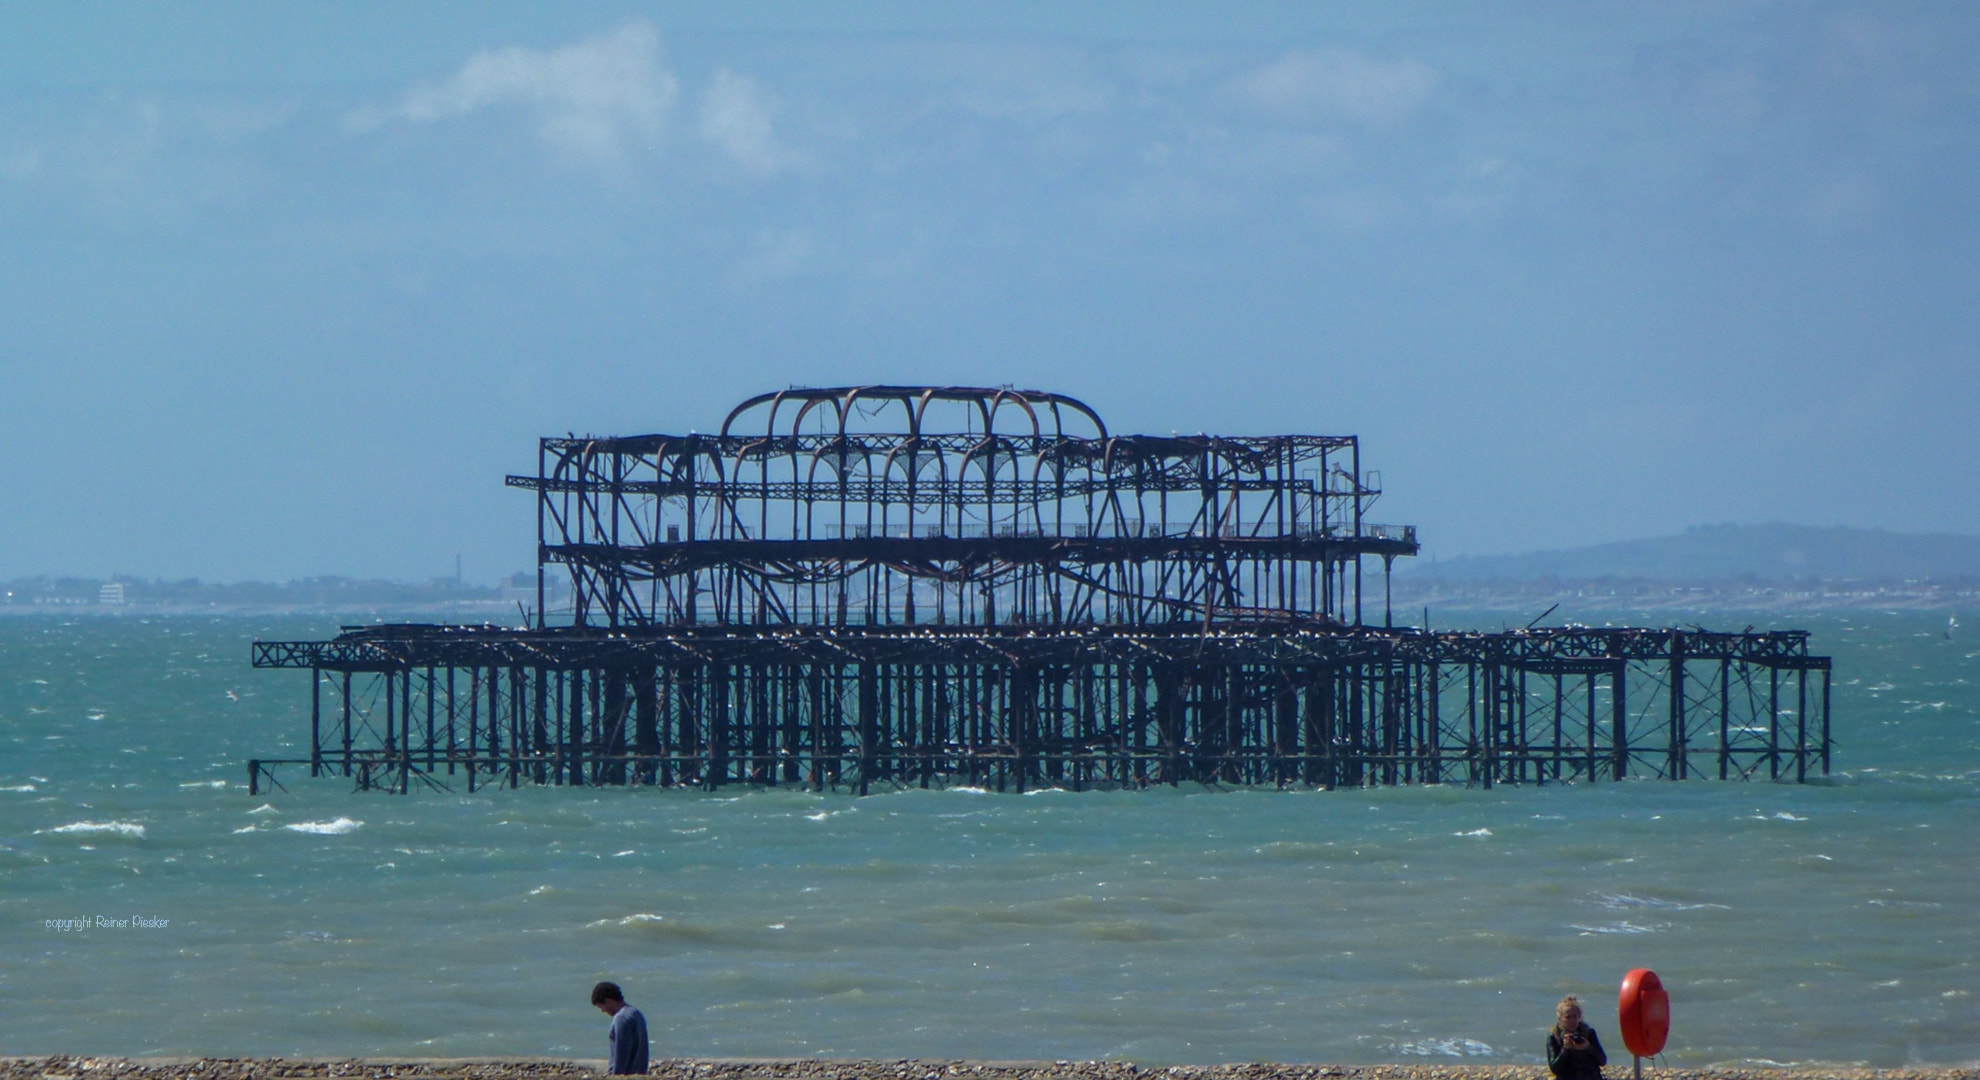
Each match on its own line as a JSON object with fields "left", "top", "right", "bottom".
{"left": 3, "top": 571, "right": 1971, "bottom": 617}
{"left": 1407, "top": 522, "right": 1980, "bottom": 585}
{"left": 1392, "top": 575, "right": 1977, "bottom": 614}
{"left": 10, "top": 523, "right": 1978, "bottom": 617}
{"left": 0, "top": 573, "right": 551, "bottom": 620}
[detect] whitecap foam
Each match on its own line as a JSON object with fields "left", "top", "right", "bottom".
{"left": 1454, "top": 827, "right": 1492, "bottom": 837}
{"left": 1, "top": 784, "right": 35, "bottom": 793}
{"left": 41, "top": 820, "right": 145, "bottom": 839}
{"left": 179, "top": 780, "right": 227, "bottom": 789}
{"left": 1397, "top": 1037, "right": 1496, "bottom": 1057}
{"left": 283, "top": 817, "right": 363, "bottom": 835}
{"left": 246, "top": 804, "right": 278, "bottom": 815}
{"left": 1596, "top": 892, "right": 1731, "bottom": 912}
{"left": 588, "top": 913, "right": 665, "bottom": 928}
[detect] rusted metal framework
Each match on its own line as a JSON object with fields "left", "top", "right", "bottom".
{"left": 249, "top": 387, "right": 1831, "bottom": 794}
{"left": 512, "top": 386, "right": 1411, "bottom": 629}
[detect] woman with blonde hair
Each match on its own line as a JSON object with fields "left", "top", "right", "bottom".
{"left": 1547, "top": 994, "right": 1608, "bottom": 1080}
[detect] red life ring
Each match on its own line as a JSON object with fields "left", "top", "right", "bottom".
{"left": 1618, "top": 968, "right": 1670, "bottom": 1057}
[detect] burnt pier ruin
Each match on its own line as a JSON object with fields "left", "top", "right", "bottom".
{"left": 250, "top": 386, "right": 1831, "bottom": 793}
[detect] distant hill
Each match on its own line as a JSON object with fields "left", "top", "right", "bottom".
{"left": 0, "top": 573, "right": 537, "bottom": 616}
{"left": 1409, "top": 523, "right": 1980, "bottom": 582}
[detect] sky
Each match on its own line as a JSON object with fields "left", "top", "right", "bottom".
{"left": 3, "top": 1, "right": 1977, "bottom": 583}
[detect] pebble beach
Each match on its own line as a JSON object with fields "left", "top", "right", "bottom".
{"left": 6, "top": 1060, "right": 1977, "bottom": 1080}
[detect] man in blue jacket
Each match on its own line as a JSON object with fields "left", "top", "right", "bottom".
{"left": 591, "top": 981, "right": 649, "bottom": 1075}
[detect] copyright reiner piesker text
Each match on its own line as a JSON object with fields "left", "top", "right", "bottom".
{"left": 44, "top": 915, "right": 169, "bottom": 931}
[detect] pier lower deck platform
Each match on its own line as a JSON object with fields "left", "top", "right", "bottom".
{"left": 249, "top": 622, "right": 1831, "bottom": 794}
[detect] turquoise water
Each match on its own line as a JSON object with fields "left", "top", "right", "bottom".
{"left": 1, "top": 613, "right": 1975, "bottom": 1066}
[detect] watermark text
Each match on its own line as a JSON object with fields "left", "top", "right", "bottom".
{"left": 44, "top": 915, "right": 169, "bottom": 931}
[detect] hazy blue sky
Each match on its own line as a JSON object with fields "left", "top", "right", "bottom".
{"left": 4, "top": 2, "right": 1976, "bottom": 582}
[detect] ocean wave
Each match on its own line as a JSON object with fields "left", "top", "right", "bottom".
{"left": 1803, "top": 773, "right": 1857, "bottom": 786}
{"left": 1084, "top": 919, "right": 1171, "bottom": 943}
{"left": 1595, "top": 892, "right": 1730, "bottom": 911}
{"left": 40, "top": 820, "right": 145, "bottom": 839}
{"left": 1396, "top": 1037, "right": 1496, "bottom": 1057}
{"left": 1, "top": 784, "right": 35, "bottom": 793}
{"left": 0, "top": 843, "right": 50, "bottom": 866}
{"left": 586, "top": 912, "right": 740, "bottom": 944}
{"left": 1569, "top": 920, "right": 1668, "bottom": 935}
{"left": 282, "top": 817, "right": 363, "bottom": 835}
{"left": 592, "top": 912, "right": 667, "bottom": 927}
{"left": 1255, "top": 839, "right": 1333, "bottom": 860}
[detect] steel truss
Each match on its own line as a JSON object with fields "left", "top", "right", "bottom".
{"left": 250, "top": 387, "right": 1832, "bottom": 793}
{"left": 507, "top": 386, "right": 1412, "bottom": 629}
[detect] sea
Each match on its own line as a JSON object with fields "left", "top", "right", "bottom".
{"left": 1, "top": 611, "right": 1974, "bottom": 1067}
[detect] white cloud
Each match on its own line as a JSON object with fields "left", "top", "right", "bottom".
{"left": 351, "top": 21, "right": 678, "bottom": 165}
{"left": 1231, "top": 49, "right": 1438, "bottom": 125}
{"left": 698, "top": 68, "right": 799, "bottom": 176}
